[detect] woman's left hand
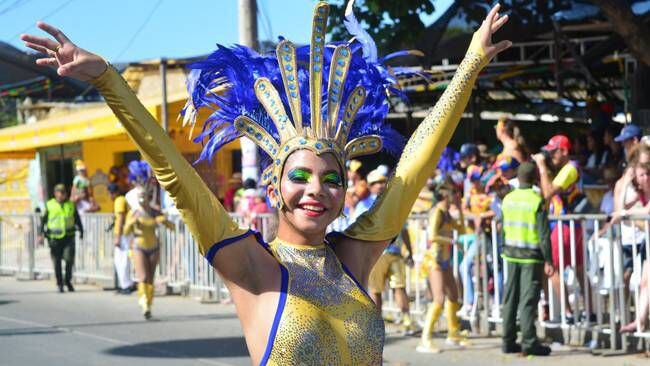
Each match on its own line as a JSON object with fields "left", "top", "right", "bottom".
{"left": 475, "top": 3, "right": 512, "bottom": 62}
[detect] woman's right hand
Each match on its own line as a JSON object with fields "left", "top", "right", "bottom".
{"left": 20, "top": 21, "right": 107, "bottom": 81}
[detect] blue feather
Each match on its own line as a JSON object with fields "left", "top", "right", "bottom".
{"left": 181, "top": 6, "right": 410, "bottom": 173}
{"left": 128, "top": 160, "right": 151, "bottom": 185}
{"left": 344, "top": 0, "right": 378, "bottom": 62}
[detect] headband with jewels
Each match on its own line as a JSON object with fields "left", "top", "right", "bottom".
{"left": 181, "top": 1, "right": 421, "bottom": 207}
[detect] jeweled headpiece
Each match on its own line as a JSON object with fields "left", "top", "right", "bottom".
{"left": 182, "top": 1, "right": 409, "bottom": 207}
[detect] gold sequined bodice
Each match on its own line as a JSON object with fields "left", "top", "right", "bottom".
{"left": 261, "top": 240, "right": 384, "bottom": 365}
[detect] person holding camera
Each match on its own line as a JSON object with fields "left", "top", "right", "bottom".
{"left": 532, "top": 135, "right": 591, "bottom": 323}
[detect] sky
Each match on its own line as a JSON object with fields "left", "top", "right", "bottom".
{"left": 0, "top": 0, "right": 453, "bottom": 63}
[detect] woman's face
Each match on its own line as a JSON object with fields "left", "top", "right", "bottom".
{"left": 635, "top": 166, "right": 650, "bottom": 192}
{"left": 271, "top": 150, "right": 345, "bottom": 237}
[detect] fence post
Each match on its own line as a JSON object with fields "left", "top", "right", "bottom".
{"left": 27, "top": 215, "right": 35, "bottom": 280}
{"left": 480, "top": 232, "right": 490, "bottom": 336}
{"left": 606, "top": 226, "right": 618, "bottom": 351}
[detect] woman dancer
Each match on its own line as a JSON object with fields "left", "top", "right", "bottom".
{"left": 418, "top": 181, "right": 468, "bottom": 353}
{"left": 22, "top": 2, "right": 510, "bottom": 364}
{"left": 123, "top": 161, "right": 174, "bottom": 319}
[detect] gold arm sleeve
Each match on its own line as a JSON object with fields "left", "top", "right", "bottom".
{"left": 90, "top": 66, "right": 247, "bottom": 257}
{"left": 345, "top": 34, "right": 487, "bottom": 242}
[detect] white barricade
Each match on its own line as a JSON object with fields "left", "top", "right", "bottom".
{"left": 2, "top": 211, "right": 649, "bottom": 351}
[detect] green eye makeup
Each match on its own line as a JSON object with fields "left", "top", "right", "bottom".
{"left": 323, "top": 172, "right": 342, "bottom": 186}
{"left": 287, "top": 168, "right": 342, "bottom": 186}
{"left": 288, "top": 168, "right": 312, "bottom": 183}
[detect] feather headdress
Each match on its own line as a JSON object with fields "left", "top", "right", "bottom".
{"left": 182, "top": 0, "right": 411, "bottom": 208}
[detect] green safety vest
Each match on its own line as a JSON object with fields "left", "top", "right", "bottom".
{"left": 501, "top": 188, "right": 543, "bottom": 263}
{"left": 46, "top": 199, "right": 75, "bottom": 239}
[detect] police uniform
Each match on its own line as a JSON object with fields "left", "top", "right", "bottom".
{"left": 42, "top": 197, "right": 83, "bottom": 290}
{"left": 501, "top": 184, "right": 551, "bottom": 353}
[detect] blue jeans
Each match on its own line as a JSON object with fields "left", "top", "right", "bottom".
{"left": 459, "top": 234, "right": 477, "bottom": 306}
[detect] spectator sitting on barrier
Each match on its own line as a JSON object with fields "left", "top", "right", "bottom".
{"left": 418, "top": 179, "right": 468, "bottom": 353}
{"left": 611, "top": 160, "right": 650, "bottom": 293}
{"left": 501, "top": 162, "right": 553, "bottom": 356}
{"left": 495, "top": 118, "right": 527, "bottom": 164}
{"left": 533, "top": 135, "right": 592, "bottom": 324}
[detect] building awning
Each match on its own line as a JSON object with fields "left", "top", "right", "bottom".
{"left": 0, "top": 92, "right": 187, "bottom": 153}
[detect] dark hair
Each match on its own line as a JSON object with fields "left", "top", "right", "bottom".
{"left": 434, "top": 179, "right": 456, "bottom": 202}
{"left": 517, "top": 162, "right": 537, "bottom": 185}
{"left": 107, "top": 183, "right": 120, "bottom": 193}
{"left": 243, "top": 178, "right": 257, "bottom": 190}
{"left": 502, "top": 120, "right": 517, "bottom": 139}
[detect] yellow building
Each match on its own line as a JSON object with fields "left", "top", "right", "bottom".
{"left": 0, "top": 60, "right": 239, "bottom": 214}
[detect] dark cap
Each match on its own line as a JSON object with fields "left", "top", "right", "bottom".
{"left": 459, "top": 143, "right": 478, "bottom": 158}
{"left": 517, "top": 162, "right": 537, "bottom": 184}
{"left": 53, "top": 184, "right": 66, "bottom": 192}
{"left": 614, "top": 124, "right": 641, "bottom": 142}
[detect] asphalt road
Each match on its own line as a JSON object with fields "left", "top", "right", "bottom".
{"left": 0, "top": 276, "right": 647, "bottom": 366}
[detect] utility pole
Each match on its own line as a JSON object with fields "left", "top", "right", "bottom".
{"left": 238, "top": 0, "right": 260, "bottom": 182}
{"left": 159, "top": 57, "right": 169, "bottom": 209}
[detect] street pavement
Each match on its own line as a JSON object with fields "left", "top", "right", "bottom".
{"left": 0, "top": 276, "right": 648, "bottom": 366}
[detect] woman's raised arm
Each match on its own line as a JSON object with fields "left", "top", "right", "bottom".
{"left": 344, "top": 4, "right": 511, "bottom": 244}
{"left": 21, "top": 23, "right": 266, "bottom": 286}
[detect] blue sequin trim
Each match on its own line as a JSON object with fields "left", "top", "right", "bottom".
{"left": 205, "top": 229, "right": 258, "bottom": 264}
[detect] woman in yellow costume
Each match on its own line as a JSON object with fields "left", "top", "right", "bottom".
{"left": 22, "top": 1, "right": 510, "bottom": 363}
{"left": 417, "top": 180, "right": 468, "bottom": 353}
{"left": 123, "top": 160, "right": 174, "bottom": 319}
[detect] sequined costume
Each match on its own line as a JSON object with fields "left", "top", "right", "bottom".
{"left": 123, "top": 209, "right": 173, "bottom": 253}
{"left": 90, "top": 0, "right": 487, "bottom": 363}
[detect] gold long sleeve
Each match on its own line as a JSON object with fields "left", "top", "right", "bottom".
{"left": 345, "top": 34, "right": 487, "bottom": 242}
{"left": 91, "top": 66, "right": 247, "bottom": 258}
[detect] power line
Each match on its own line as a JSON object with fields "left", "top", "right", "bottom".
{"left": 258, "top": 0, "right": 273, "bottom": 43}
{"left": 9, "top": 0, "right": 76, "bottom": 40}
{"left": 0, "top": 0, "right": 30, "bottom": 16}
{"left": 112, "top": 0, "right": 163, "bottom": 62}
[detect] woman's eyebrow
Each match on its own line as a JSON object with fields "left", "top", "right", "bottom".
{"left": 288, "top": 167, "right": 313, "bottom": 173}
{"left": 322, "top": 169, "right": 341, "bottom": 176}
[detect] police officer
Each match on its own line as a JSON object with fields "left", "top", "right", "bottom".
{"left": 40, "top": 184, "right": 84, "bottom": 293}
{"left": 501, "top": 163, "right": 553, "bottom": 356}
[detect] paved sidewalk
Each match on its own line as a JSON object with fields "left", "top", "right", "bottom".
{"left": 0, "top": 276, "right": 647, "bottom": 365}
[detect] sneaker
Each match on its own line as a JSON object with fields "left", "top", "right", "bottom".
{"left": 416, "top": 340, "right": 441, "bottom": 354}
{"left": 446, "top": 336, "right": 470, "bottom": 347}
{"left": 457, "top": 305, "right": 472, "bottom": 318}
{"left": 523, "top": 344, "right": 551, "bottom": 356}
{"left": 144, "top": 310, "right": 152, "bottom": 320}
{"left": 57, "top": 285, "right": 64, "bottom": 293}
{"left": 403, "top": 323, "right": 418, "bottom": 336}
{"left": 502, "top": 343, "right": 522, "bottom": 354}
{"left": 66, "top": 282, "right": 75, "bottom": 292}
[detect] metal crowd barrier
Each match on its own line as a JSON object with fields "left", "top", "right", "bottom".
{"left": 1, "top": 211, "right": 649, "bottom": 353}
